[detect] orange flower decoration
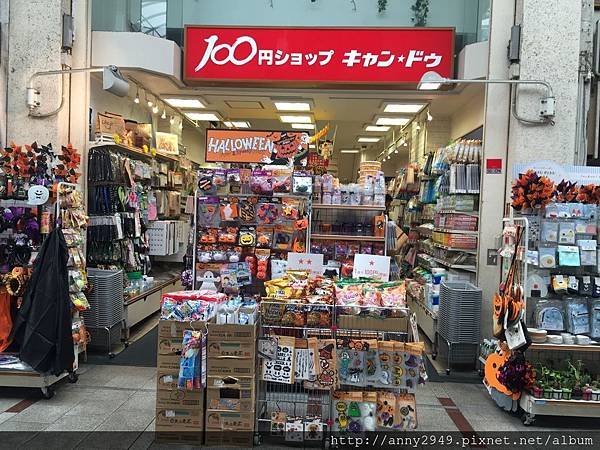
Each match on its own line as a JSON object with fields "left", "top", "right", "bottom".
{"left": 511, "top": 170, "right": 555, "bottom": 210}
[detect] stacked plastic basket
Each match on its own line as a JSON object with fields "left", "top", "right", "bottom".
{"left": 82, "top": 268, "right": 124, "bottom": 355}
{"left": 438, "top": 281, "right": 482, "bottom": 373}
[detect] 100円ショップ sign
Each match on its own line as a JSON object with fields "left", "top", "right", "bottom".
{"left": 205, "top": 129, "right": 309, "bottom": 163}
{"left": 184, "top": 26, "right": 454, "bottom": 85}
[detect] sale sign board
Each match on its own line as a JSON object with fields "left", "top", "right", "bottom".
{"left": 205, "top": 129, "right": 309, "bottom": 163}
{"left": 353, "top": 254, "right": 391, "bottom": 282}
{"left": 184, "top": 26, "right": 454, "bottom": 85}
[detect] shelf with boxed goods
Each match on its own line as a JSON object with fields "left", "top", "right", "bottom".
{"left": 155, "top": 290, "right": 228, "bottom": 444}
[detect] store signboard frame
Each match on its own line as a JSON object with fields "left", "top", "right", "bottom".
{"left": 184, "top": 26, "right": 455, "bottom": 86}
{"left": 205, "top": 128, "right": 309, "bottom": 163}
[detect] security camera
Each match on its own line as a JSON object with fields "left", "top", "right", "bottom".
{"left": 103, "top": 65, "right": 129, "bottom": 97}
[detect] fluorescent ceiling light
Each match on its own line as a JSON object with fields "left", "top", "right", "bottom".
{"left": 340, "top": 149, "right": 360, "bottom": 154}
{"left": 280, "top": 114, "right": 312, "bottom": 124}
{"left": 376, "top": 117, "right": 410, "bottom": 126}
{"left": 291, "top": 123, "right": 315, "bottom": 130}
{"left": 358, "top": 137, "right": 380, "bottom": 143}
{"left": 309, "top": 144, "right": 316, "bottom": 149}
{"left": 185, "top": 112, "right": 221, "bottom": 121}
{"left": 365, "top": 125, "right": 390, "bottom": 132}
{"left": 164, "top": 98, "right": 205, "bottom": 108}
{"left": 274, "top": 101, "right": 311, "bottom": 111}
{"left": 224, "top": 121, "right": 251, "bottom": 128}
{"left": 384, "top": 103, "right": 426, "bottom": 113}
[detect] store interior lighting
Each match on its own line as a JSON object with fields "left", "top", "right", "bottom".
{"left": 357, "top": 137, "right": 380, "bottom": 143}
{"left": 164, "top": 98, "right": 206, "bottom": 109}
{"left": 427, "top": 111, "right": 433, "bottom": 121}
{"left": 134, "top": 88, "right": 140, "bottom": 104}
{"left": 376, "top": 117, "right": 410, "bottom": 126}
{"left": 383, "top": 103, "right": 426, "bottom": 113}
{"left": 184, "top": 112, "right": 222, "bottom": 121}
{"left": 274, "top": 101, "right": 312, "bottom": 111}
{"left": 224, "top": 121, "right": 251, "bottom": 128}
{"left": 365, "top": 125, "right": 390, "bottom": 132}
{"left": 161, "top": 108, "right": 167, "bottom": 119}
{"left": 169, "top": 116, "right": 175, "bottom": 125}
{"left": 152, "top": 104, "right": 159, "bottom": 114}
{"left": 279, "top": 114, "right": 313, "bottom": 124}
{"left": 291, "top": 123, "right": 315, "bottom": 130}
{"left": 340, "top": 149, "right": 360, "bottom": 154}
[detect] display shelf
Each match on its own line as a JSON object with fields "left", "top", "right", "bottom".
{"left": 436, "top": 210, "right": 479, "bottom": 217}
{"left": 432, "top": 257, "right": 477, "bottom": 273}
{"left": 520, "top": 392, "right": 600, "bottom": 424}
{"left": 310, "top": 234, "right": 385, "bottom": 242}
{"left": 529, "top": 343, "right": 600, "bottom": 352}
{"left": 431, "top": 242, "right": 477, "bottom": 254}
{"left": 312, "top": 204, "right": 385, "bottom": 211}
{"left": 433, "top": 227, "right": 479, "bottom": 236}
{"left": 125, "top": 275, "right": 181, "bottom": 306}
{"left": 90, "top": 141, "right": 179, "bottom": 163}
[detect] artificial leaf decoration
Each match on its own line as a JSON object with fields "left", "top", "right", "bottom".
{"left": 511, "top": 169, "right": 555, "bottom": 210}
{"left": 576, "top": 184, "right": 600, "bottom": 205}
{"left": 555, "top": 179, "right": 578, "bottom": 203}
{"left": 53, "top": 144, "right": 81, "bottom": 183}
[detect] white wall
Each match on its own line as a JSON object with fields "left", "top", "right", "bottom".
{"left": 182, "top": 125, "right": 205, "bottom": 164}
{"left": 450, "top": 88, "right": 485, "bottom": 140}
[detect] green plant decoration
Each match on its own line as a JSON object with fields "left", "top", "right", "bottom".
{"left": 378, "top": 0, "right": 388, "bottom": 14}
{"left": 411, "top": 0, "right": 429, "bottom": 27}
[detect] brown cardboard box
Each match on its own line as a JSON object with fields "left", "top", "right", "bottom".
{"left": 155, "top": 406, "right": 204, "bottom": 431}
{"left": 204, "top": 432, "right": 254, "bottom": 447}
{"left": 207, "top": 357, "right": 256, "bottom": 377}
{"left": 206, "top": 375, "right": 255, "bottom": 412}
{"left": 156, "top": 386, "right": 204, "bottom": 409}
{"left": 207, "top": 340, "right": 255, "bottom": 359}
{"left": 208, "top": 323, "right": 256, "bottom": 342}
{"left": 337, "top": 315, "right": 408, "bottom": 333}
{"left": 155, "top": 431, "right": 203, "bottom": 446}
{"left": 157, "top": 354, "right": 182, "bottom": 372}
{"left": 205, "top": 410, "right": 254, "bottom": 431}
{"left": 158, "top": 320, "right": 208, "bottom": 339}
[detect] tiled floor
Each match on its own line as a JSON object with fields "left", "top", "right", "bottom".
{"left": 0, "top": 363, "right": 597, "bottom": 449}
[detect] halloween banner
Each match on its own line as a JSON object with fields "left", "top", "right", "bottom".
{"left": 205, "top": 129, "right": 309, "bottom": 164}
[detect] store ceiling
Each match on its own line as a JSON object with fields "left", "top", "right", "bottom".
{"left": 124, "top": 70, "right": 483, "bottom": 179}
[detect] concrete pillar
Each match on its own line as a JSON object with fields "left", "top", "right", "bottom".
{"left": 478, "top": 0, "right": 592, "bottom": 338}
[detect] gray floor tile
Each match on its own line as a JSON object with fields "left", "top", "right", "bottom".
{"left": 64, "top": 398, "right": 125, "bottom": 417}
{"left": 0, "top": 412, "right": 16, "bottom": 425}
{"left": 416, "top": 406, "right": 458, "bottom": 431}
{"left": 45, "top": 414, "right": 107, "bottom": 431}
{"left": 0, "top": 399, "right": 20, "bottom": 412}
{"left": 8, "top": 403, "right": 72, "bottom": 423}
{"left": 20, "top": 431, "right": 88, "bottom": 450}
{"left": 119, "top": 390, "right": 157, "bottom": 412}
{"left": 0, "top": 420, "right": 47, "bottom": 431}
{"left": 95, "top": 408, "right": 155, "bottom": 431}
{"left": 76, "top": 431, "right": 144, "bottom": 449}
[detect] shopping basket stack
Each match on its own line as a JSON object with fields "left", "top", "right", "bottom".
{"left": 438, "top": 281, "right": 482, "bottom": 373}
{"left": 82, "top": 268, "right": 124, "bottom": 355}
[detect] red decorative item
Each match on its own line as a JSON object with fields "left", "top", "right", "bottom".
{"left": 554, "top": 179, "right": 578, "bottom": 203}
{"left": 576, "top": 183, "right": 600, "bottom": 205}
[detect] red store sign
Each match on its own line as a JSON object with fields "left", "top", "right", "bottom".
{"left": 184, "top": 26, "right": 454, "bottom": 85}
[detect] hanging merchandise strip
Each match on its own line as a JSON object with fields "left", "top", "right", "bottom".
{"left": 87, "top": 145, "right": 188, "bottom": 272}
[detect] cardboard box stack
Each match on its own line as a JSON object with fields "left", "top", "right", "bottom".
{"left": 204, "top": 323, "right": 257, "bottom": 447}
{"left": 155, "top": 319, "right": 207, "bottom": 444}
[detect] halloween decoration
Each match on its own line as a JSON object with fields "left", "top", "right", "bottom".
{"left": 511, "top": 169, "right": 555, "bottom": 210}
